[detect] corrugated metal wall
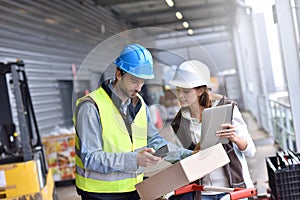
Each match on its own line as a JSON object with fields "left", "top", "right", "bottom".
{"left": 0, "top": 0, "right": 124, "bottom": 135}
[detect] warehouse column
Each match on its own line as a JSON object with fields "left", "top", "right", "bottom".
{"left": 275, "top": 0, "right": 300, "bottom": 151}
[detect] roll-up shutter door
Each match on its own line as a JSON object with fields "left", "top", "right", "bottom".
{"left": 0, "top": 0, "right": 124, "bottom": 135}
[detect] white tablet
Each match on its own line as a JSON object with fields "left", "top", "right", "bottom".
{"left": 200, "top": 103, "right": 233, "bottom": 149}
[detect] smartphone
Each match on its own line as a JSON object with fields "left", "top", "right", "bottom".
{"left": 153, "top": 144, "right": 169, "bottom": 157}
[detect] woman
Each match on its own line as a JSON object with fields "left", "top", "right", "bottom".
{"left": 168, "top": 60, "right": 256, "bottom": 200}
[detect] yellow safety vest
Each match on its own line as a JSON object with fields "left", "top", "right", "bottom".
{"left": 73, "top": 87, "right": 147, "bottom": 193}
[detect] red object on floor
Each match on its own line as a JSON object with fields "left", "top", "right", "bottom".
{"left": 174, "top": 184, "right": 257, "bottom": 200}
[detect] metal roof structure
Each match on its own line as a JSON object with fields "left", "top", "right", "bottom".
{"left": 90, "top": 0, "right": 237, "bottom": 37}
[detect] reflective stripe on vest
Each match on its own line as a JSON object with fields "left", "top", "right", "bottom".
{"left": 74, "top": 87, "right": 147, "bottom": 193}
{"left": 76, "top": 165, "right": 142, "bottom": 181}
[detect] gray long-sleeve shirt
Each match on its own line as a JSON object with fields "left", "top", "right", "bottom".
{"left": 75, "top": 83, "right": 192, "bottom": 175}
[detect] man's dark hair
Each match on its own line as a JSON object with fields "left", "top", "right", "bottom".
{"left": 117, "top": 68, "right": 126, "bottom": 77}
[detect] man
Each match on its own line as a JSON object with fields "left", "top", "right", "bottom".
{"left": 73, "top": 43, "right": 192, "bottom": 200}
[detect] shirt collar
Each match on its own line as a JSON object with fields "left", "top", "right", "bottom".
{"left": 181, "top": 107, "right": 199, "bottom": 123}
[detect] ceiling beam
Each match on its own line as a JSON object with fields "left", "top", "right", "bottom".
{"left": 173, "top": 25, "right": 229, "bottom": 35}
{"left": 92, "top": 0, "right": 158, "bottom": 6}
{"left": 135, "top": 15, "right": 231, "bottom": 28}
{"left": 128, "top": 1, "right": 229, "bottom": 18}
{"left": 154, "top": 35, "right": 231, "bottom": 49}
{"left": 129, "top": 9, "right": 228, "bottom": 24}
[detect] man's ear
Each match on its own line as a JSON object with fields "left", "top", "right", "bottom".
{"left": 115, "top": 69, "right": 122, "bottom": 81}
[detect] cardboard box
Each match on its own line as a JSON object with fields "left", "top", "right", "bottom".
{"left": 135, "top": 143, "right": 230, "bottom": 200}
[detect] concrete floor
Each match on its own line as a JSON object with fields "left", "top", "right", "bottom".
{"left": 56, "top": 112, "right": 278, "bottom": 199}
{"left": 243, "top": 112, "right": 278, "bottom": 197}
{"left": 56, "top": 181, "right": 80, "bottom": 200}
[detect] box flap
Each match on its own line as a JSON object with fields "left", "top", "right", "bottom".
{"left": 180, "top": 143, "right": 230, "bottom": 181}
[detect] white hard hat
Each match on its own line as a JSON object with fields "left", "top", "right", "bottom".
{"left": 169, "top": 60, "right": 211, "bottom": 88}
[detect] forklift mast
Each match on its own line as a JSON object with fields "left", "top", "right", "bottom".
{"left": 0, "top": 61, "right": 48, "bottom": 175}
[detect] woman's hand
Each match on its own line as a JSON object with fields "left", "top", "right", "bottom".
{"left": 216, "top": 123, "right": 247, "bottom": 150}
{"left": 216, "top": 123, "right": 237, "bottom": 141}
{"left": 193, "top": 142, "right": 201, "bottom": 153}
{"left": 194, "top": 142, "right": 201, "bottom": 151}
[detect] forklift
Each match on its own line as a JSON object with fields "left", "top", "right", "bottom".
{"left": 0, "top": 61, "right": 56, "bottom": 199}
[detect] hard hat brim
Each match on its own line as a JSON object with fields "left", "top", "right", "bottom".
{"left": 169, "top": 80, "right": 207, "bottom": 89}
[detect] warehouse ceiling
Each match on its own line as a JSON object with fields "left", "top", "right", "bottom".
{"left": 91, "top": 0, "right": 237, "bottom": 36}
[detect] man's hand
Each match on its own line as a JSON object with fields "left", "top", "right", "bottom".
{"left": 137, "top": 148, "right": 163, "bottom": 167}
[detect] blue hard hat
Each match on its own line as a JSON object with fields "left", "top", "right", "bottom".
{"left": 114, "top": 43, "right": 155, "bottom": 79}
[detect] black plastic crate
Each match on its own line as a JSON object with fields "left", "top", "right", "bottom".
{"left": 266, "top": 154, "right": 300, "bottom": 200}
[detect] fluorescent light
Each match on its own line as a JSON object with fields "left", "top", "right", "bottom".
{"left": 188, "top": 29, "right": 194, "bottom": 35}
{"left": 182, "top": 21, "right": 189, "bottom": 28}
{"left": 175, "top": 11, "right": 183, "bottom": 20}
{"left": 165, "top": 0, "right": 174, "bottom": 7}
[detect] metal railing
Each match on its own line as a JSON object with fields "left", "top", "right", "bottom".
{"left": 268, "top": 97, "right": 297, "bottom": 151}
